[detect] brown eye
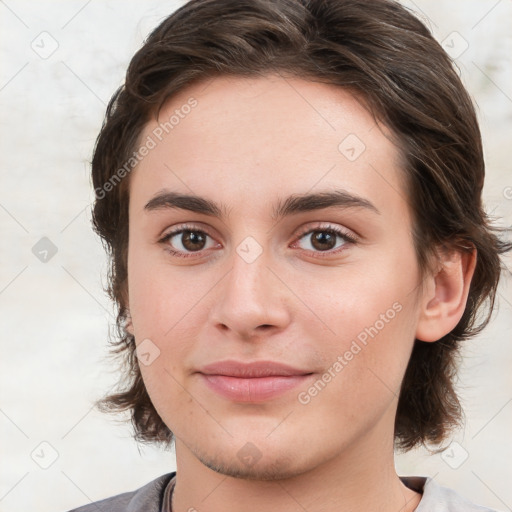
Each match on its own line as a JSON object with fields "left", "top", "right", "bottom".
{"left": 293, "top": 225, "right": 357, "bottom": 256}
{"left": 179, "top": 230, "right": 207, "bottom": 251}
{"left": 309, "top": 231, "right": 338, "bottom": 251}
{"left": 160, "top": 227, "right": 217, "bottom": 257}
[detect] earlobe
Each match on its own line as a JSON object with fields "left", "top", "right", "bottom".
{"left": 415, "top": 246, "right": 477, "bottom": 342}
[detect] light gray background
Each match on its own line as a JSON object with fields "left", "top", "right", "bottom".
{"left": 0, "top": 1, "right": 511, "bottom": 511}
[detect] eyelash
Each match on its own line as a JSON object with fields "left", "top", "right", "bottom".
{"left": 158, "top": 223, "right": 358, "bottom": 259}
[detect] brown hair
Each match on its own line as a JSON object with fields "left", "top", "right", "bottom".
{"left": 91, "top": 0, "right": 511, "bottom": 452}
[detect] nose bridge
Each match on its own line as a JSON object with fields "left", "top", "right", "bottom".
{"left": 232, "top": 241, "right": 268, "bottom": 297}
{"left": 209, "top": 236, "right": 289, "bottom": 337}
{"left": 226, "top": 242, "right": 272, "bottom": 315}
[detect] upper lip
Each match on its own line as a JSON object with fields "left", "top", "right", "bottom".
{"left": 198, "top": 360, "right": 313, "bottom": 378}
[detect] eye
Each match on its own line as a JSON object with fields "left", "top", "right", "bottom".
{"left": 292, "top": 224, "right": 357, "bottom": 256}
{"left": 159, "top": 222, "right": 357, "bottom": 259}
{"left": 159, "top": 225, "right": 219, "bottom": 258}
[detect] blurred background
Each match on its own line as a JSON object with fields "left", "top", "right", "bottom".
{"left": 0, "top": 1, "right": 510, "bottom": 511}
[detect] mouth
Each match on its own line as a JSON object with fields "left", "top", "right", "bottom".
{"left": 197, "top": 360, "right": 315, "bottom": 402}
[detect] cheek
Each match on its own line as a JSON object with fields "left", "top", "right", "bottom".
{"left": 295, "top": 300, "right": 417, "bottom": 440}
{"left": 293, "top": 246, "right": 419, "bottom": 398}
{"left": 127, "top": 242, "right": 205, "bottom": 339}
{"left": 126, "top": 248, "right": 199, "bottom": 398}
{"left": 138, "top": 356, "right": 194, "bottom": 435}
{"left": 295, "top": 245, "right": 418, "bottom": 346}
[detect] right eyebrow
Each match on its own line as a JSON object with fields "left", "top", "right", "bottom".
{"left": 144, "top": 190, "right": 228, "bottom": 218}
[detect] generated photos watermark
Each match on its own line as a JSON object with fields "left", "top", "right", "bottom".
{"left": 297, "top": 301, "right": 403, "bottom": 405}
{"left": 94, "top": 97, "right": 198, "bottom": 200}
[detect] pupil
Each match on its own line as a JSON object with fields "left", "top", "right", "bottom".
{"left": 312, "top": 231, "right": 335, "bottom": 251}
{"left": 183, "top": 231, "right": 205, "bottom": 251}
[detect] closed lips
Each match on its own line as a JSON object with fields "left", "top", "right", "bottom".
{"left": 197, "top": 360, "right": 315, "bottom": 402}
{"left": 197, "top": 360, "right": 313, "bottom": 377}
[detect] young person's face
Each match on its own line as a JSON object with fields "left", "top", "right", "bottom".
{"left": 126, "top": 75, "right": 426, "bottom": 478}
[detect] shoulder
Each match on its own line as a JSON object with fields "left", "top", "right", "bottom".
{"left": 401, "top": 475, "right": 505, "bottom": 512}
{"left": 64, "top": 472, "right": 175, "bottom": 512}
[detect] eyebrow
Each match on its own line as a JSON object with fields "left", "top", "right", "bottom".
{"left": 144, "top": 189, "right": 380, "bottom": 220}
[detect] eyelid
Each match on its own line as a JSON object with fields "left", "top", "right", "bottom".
{"left": 159, "top": 221, "right": 213, "bottom": 239}
{"left": 294, "top": 222, "right": 358, "bottom": 241}
{"left": 158, "top": 223, "right": 219, "bottom": 247}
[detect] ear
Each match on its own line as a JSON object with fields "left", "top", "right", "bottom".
{"left": 415, "top": 246, "right": 477, "bottom": 342}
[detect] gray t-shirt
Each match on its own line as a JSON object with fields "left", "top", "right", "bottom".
{"left": 66, "top": 472, "right": 504, "bottom": 512}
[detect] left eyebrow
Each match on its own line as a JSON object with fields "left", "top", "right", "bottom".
{"left": 144, "top": 189, "right": 380, "bottom": 220}
{"left": 272, "top": 189, "right": 380, "bottom": 220}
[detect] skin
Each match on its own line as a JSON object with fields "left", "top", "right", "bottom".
{"left": 125, "top": 74, "right": 476, "bottom": 512}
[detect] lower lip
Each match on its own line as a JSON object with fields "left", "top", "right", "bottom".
{"left": 200, "top": 374, "right": 313, "bottom": 402}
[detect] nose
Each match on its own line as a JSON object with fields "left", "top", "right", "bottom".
{"left": 208, "top": 244, "right": 291, "bottom": 341}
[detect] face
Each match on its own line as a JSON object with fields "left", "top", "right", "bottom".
{"left": 126, "top": 74, "right": 424, "bottom": 479}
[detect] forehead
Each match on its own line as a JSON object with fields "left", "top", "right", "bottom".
{"left": 131, "top": 74, "right": 406, "bottom": 218}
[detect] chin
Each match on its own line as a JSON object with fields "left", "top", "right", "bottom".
{"left": 198, "top": 449, "right": 306, "bottom": 481}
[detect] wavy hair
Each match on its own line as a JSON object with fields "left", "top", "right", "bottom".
{"left": 90, "top": 0, "right": 511, "bottom": 452}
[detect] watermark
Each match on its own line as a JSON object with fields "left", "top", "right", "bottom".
{"left": 32, "top": 236, "right": 58, "bottom": 263}
{"left": 297, "top": 301, "right": 402, "bottom": 405}
{"left": 236, "top": 236, "right": 263, "bottom": 263}
{"left": 441, "top": 31, "right": 469, "bottom": 60}
{"left": 31, "top": 31, "right": 59, "bottom": 60}
{"left": 237, "top": 441, "right": 262, "bottom": 467}
{"left": 440, "top": 441, "right": 469, "bottom": 469}
{"left": 94, "top": 97, "right": 198, "bottom": 200}
{"left": 503, "top": 186, "right": 512, "bottom": 200}
{"left": 30, "top": 441, "right": 59, "bottom": 469}
{"left": 338, "top": 133, "right": 366, "bottom": 161}
{"left": 136, "top": 338, "right": 161, "bottom": 366}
